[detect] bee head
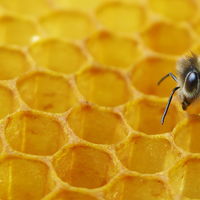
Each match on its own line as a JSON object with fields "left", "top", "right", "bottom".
{"left": 158, "top": 52, "right": 200, "bottom": 124}
{"left": 177, "top": 53, "right": 200, "bottom": 110}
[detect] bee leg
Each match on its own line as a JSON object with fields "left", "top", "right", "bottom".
{"left": 158, "top": 72, "right": 178, "bottom": 85}
{"left": 161, "top": 86, "right": 180, "bottom": 124}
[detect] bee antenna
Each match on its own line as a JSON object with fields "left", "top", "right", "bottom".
{"left": 161, "top": 86, "right": 180, "bottom": 125}
{"left": 158, "top": 72, "right": 178, "bottom": 85}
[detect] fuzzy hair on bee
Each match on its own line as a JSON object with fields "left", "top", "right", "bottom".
{"left": 158, "top": 52, "right": 200, "bottom": 124}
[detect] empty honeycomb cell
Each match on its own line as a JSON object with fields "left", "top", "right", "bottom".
{"left": 106, "top": 174, "right": 172, "bottom": 200}
{"left": 169, "top": 156, "right": 200, "bottom": 199}
{"left": 0, "top": 156, "right": 53, "bottom": 200}
{"left": 173, "top": 116, "right": 200, "bottom": 154}
{"left": 29, "top": 38, "right": 88, "bottom": 75}
{"left": 67, "top": 103, "right": 129, "bottom": 145}
{"left": 0, "top": 46, "right": 32, "bottom": 80}
{"left": 86, "top": 31, "right": 143, "bottom": 69}
{"left": 4, "top": 110, "right": 67, "bottom": 156}
{"left": 0, "top": 84, "right": 19, "bottom": 120}
{"left": 40, "top": 10, "right": 96, "bottom": 40}
{"left": 130, "top": 56, "right": 177, "bottom": 97}
{"left": 16, "top": 71, "right": 78, "bottom": 113}
{"left": 53, "top": 145, "right": 119, "bottom": 189}
{"left": 0, "top": 0, "right": 52, "bottom": 17}
{"left": 117, "top": 135, "right": 180, "bottom": 174}
{"left": 124, "top": 98, "right": 182, "bottom": 135}
{"left": 75, "top": 66, "right": 133, "bottom": 107}
{"left": 0, "top": 15, "right": 42, "bottom": 46}
{"left": 140, "top": 22, "right": 192, "bottom": 55}
{"left": 96, "top": 1, "right": 147, "bottom": 33}
{"left": 45, "top": 189, "right": 101, "bottom": 200}
{"left": 149, "top": 0, "right": 198, "bottom": 22}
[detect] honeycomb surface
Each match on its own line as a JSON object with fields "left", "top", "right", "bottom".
{"left": 0, "top": 0, "right": 200, "bottom": 199}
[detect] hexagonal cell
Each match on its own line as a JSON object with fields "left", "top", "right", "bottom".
{"left": 0, "top": 156, "right": 53, "bottom": 200}
{"left": 45, "top": 189, "right": 100, "bottom": 200}
{"left": 4, "top": 110, "right": 68, "bottom": 156}
{"left": 169, "top": 156, "right": 200, "bottom": 199}
{"left": 52, "top": 0, "right": 107, "bottom": 10}
{"left": 40, "top": 10, "right": 96, "bottom": 40}
{"left": 75, "top": 66, "right": 133, "bottom": 107}
{"left": 106, "top": 174, "right": 172, "bottom": 200}
{"left": 85, "top": 31, "right": 143, "bottom": 69}
{"left": 0, "top": 46, "right": 32, "bottom": 80}
{"left": 0, "top": 0, "right": 52, "bottom": 17}
{"left": 0, "top": 84, "right": 19, "bottom": 120}
{"left": 96, "top": 1, "right": 147, "bottom": 33}
{"left": 117, "top": 135, "right": 180, "bottom": 174}
{"left": 149, "top": 0, "right": 198, "bottom": 22}
{"left": 124, "top": 98, "right": 183, "bottom": 135}
{"left": 0, "top": 15, "right": 42, "bottom": 46}
{"left": 140, "top": 22, "right": 192, "bottom": 55}
{"left": 174, "top": 116, "right": 200, "bottom": 153}
{"left": 16, "top": 71, "right": 78, "bottom": 113}
{"left": 67, "top": 104, "right": 129, "bottom": 145}
{"left": 29, "top": 38, "right": 88, "bottom": 75}
{"left": 130, "top": 56, "right": 177, "bottom": 97}
{"left": 53, "top": 145, "right": 119, "bottom": 189}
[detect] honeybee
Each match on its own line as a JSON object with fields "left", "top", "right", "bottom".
{"left": 158, "top": 53, "right": 199, "bottom": 124}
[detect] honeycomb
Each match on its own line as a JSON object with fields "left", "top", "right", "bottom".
{"left": 0, "top": 0, "right": 200, "bottom": 199}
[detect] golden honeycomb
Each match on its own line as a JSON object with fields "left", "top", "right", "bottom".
{"left": 0, "top": 0, "right": 200, "bottom": 199}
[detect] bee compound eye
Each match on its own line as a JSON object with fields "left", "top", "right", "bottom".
{"left": 185, "top": 71, "right": 198, "bottom": 93}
